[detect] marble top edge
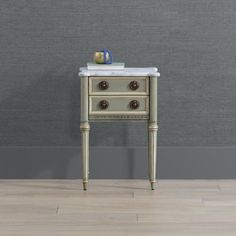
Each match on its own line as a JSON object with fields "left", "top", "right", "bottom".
{"left": 78, "top": 67, "right": 160, "bottom": 77}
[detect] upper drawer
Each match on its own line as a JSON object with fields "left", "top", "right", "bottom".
{"left": 89, "top": 76, "right": 149, "bottom": 95}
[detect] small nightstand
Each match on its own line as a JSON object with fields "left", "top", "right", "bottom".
{"left": 79, "top": 67, "right": 160, "bottom": 190}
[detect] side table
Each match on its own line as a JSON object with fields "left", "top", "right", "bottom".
{"left": 79, "top": 67, "right": 160, "bottom": 190}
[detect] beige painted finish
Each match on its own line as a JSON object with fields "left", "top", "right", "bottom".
{"left": 149, "top": 76, "right": 157, "bottom": 122}
{"left": 148, "top": 76, "right": 158, "bottom": 189}
{"left": 80, "top": 73, "right": 158, "bottom": 190}
{"left": 0, "top": 180, "right": 236, "bottom": 236}
{"left": 89, "top": 96, "right": 149, "bottom": 114}
{"left": 89, "top": 76, "right": 149, "bottom": 95}
{"left": 80, "top": 122, "right": 90, "bottom": 190}
{"left": 80, "top": 76, "right": 89, "bottom": 122}
{"left": 148, "top": 122, "right": 158, "bottom": 190}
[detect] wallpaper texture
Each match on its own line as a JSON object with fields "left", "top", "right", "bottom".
{"left": 0, "top": 0, "right": 236, "bottom": 146}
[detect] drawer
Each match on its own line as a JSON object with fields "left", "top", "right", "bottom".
{"left": 89, "top": 96, "right": 149, "bottom": 120}
{"left": 89, "top": 76, "right": 149, "bottom": 95}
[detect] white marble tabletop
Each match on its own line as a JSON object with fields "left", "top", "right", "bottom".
{"left": 79, "top": 67, "right": 160, "bottom": 77}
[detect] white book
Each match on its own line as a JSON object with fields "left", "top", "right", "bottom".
{"left": 87, "top": 62, "right": 125, "bottom": 70}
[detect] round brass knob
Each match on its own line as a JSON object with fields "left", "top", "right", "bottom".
{"left": 99, "top": 100, "right": 109, "bottom": 110}
{"left": 129, "top": 81, "right": 139, "bottom": 90}
{"left": 129, "top": 100, "right": 140, "bottom": 110}
{"left": 99, "top": 81, "right": 109, "bottom": 90}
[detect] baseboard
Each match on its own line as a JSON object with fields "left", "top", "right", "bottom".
{"left": 0, "top": 146, "right": 235, "bottom": 178}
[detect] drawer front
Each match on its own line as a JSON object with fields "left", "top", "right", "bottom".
{"left": 89, "top": 96, "right": 149, "bottom": 120}
{"left": 89, "top": 76, "right": 149, "bottom": 95}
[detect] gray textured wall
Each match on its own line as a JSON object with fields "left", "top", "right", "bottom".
{"left": 0, "top": 1, "right": 236, "bottom": 178}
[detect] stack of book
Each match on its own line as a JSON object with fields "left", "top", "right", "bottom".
{"left": 87, "top": 62, "right": 125, "bottom": 70}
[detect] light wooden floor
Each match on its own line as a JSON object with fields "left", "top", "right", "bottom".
{"left": 0, "top": 180, "right": 236, "bottom": 236}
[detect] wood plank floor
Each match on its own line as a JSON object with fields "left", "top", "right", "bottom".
{"left": 0, "top": 180, "right": 236, "bottom": 235}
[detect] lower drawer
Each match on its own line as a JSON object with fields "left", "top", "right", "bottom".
{"left": 89, "top": 96, "right": 149, "bottom": 120}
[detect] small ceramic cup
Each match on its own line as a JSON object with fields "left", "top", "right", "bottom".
{"left": 93, "top": 49, "right": 112, "bottom": 64}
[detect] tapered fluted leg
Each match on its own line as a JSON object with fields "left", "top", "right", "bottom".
{"left": 148, "top": 74, "right": 158, "bottom": 190}
{"left": 80, "top": 122, "right": 90, "bottom": 191}
{"left": 148, "top": 122, "right": 158, "bottom": 190}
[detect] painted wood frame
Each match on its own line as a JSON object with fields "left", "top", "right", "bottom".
{"left": 79, "top": 68, "right": 159, "bottom": 190}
